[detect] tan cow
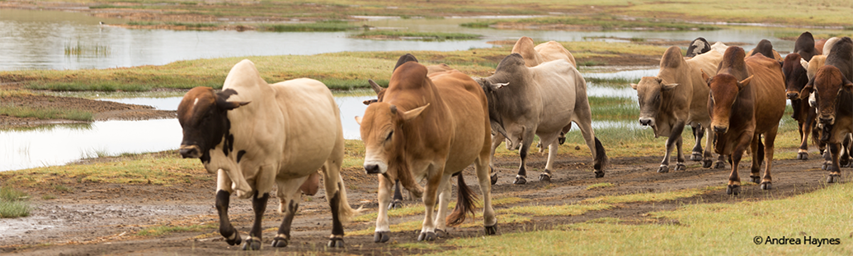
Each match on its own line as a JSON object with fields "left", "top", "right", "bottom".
{"left": 178, "top": 60, "right": 358, "bottom": 250}
{"left": 632, "top": 46, "right": 720, "bottom": 172}
{"left": 478, "top": 54, "right": 608, "bottom": 185}
{"left": 706, "top": 47, "right": 787, "bottom": 195}
{"left": 356, "top": 55, "right": 497, "bottom": 242}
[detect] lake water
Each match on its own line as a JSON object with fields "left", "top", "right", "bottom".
{"left": 0, "top": 9, "right": 797, "bottom": 71}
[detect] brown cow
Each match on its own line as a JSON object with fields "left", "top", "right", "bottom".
{"left": 632, "top": 46, "right": 719, "bottom": 173}
{"left": 783, "top": 53, "right": 819, "bottom": 160}
{"left": 816, "top": 38, "right": 829, "bottom": 55}
{"left": 794, "top": 32, "right": 819, "bottom": 62}
{"left": 706, "top": 47, "right": 786, "bottom": 195}
{"left": 806, "top": 66, "right": 853, "bottom": 183}
{"left": 356, "top": 55, "right": 497, "bottom": 242}
{"left": 746, "top": 39, "right": 783, "bottom": 62}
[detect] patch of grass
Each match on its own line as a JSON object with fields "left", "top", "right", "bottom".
{"left": 0, "top": 187, "right": 30, "bottom": 218}
{"left": 53, "top": 185, "right": 73, "bottom": 193}
{"left": 498, "top": 202, "right": 613, "bottom": 216}
{"left": 588, "top": 96, "right": 637, "bottom": 120}
{"left": 436, "top": 182, "right": 853, "bottom": 255}
{"left": 460, "top": 21, "right": 496, "bottom": 28}
{"left": 495, "top": 15, "right": 720, "bottom": 31}
{"left": 583, "top": 186, "right": 722, "bottom": 204}
{"left": 351, "top": 31, "right": 482, "bottom": 41}
{"left": 353, "top": 196, "right": 527, "bottom": 223}
{"left": 41, "top": 194, "right": 56, "bottom": 200}
{"left": 259, "top": 20, "right": 357, "bottom": 32}
{"left": 586, "top": 182, "right": 614, "bottom": 190}
{"left": 137, "top": 223, "right": 215, "bottom": 236}
{"left": 0, "top": 104, "right": 93, "bottom": 121}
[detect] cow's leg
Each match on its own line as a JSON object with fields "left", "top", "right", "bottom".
{"left": 727, "top": 133, "right": 752, "bottom": 195}
{"left": 539, "top": 139, "right": 559, "bottom": 182}
{"left": 271, "top": 177, "right": 308, "bottom": 248}
{"left": 675, "top": 135, "right": 686, "bottom": 171}
{"left": 690, "top": 123, "right": 705, "bottom": 161}
{"left": 489, "top": 132, "right": 506, "bottom": 185}
{"left": 374, "top": 175, "right": 394, "bottom": 243}
{"left": 659, "top": 122, "right": 686, "bottom": 173}
{"left": 474, "top": 151, "right": 497, "bottom": 235}
{"left": 215, "top": 169, "right": 241, "bottom": 246}
{"left": 796, "top": 116, "right": 810, "bottom": 160}
{"left": 828, "top": 142, "right": 842, "bottom": 183}
{"left": 433, "top": 174, "right": 454, "bottom": 237}
{"left": 761, "top": 127, "right": 779, "bottom": 190}
{"left": 574, "top": 117, "right": 607, "bottom": 178}
{"left": 748, "top": 135, "right": 762, "bottom": 184}
{"left": 418, "top": 164, "right": 445, "bottom": 241}
{"left": 388, "top": 179, "right": 404, "bottom": 209}
{"left": 241, "top": 190, "right": 269, "bottom": 251}
{"left": 840, "top": 134, "right": 852, "bottom": 167}
{"left": 514, "top": 129, "right": 536, "bottom": 184}
{"left": 702, "top": 127, "right": 718, "bottom": 168}
{"left": 319, "top": 149, "right": 356, "bottom": 248}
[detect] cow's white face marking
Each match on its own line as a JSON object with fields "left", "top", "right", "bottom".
{"left": 363, "top": 148, "right": 389, "bottom": 174}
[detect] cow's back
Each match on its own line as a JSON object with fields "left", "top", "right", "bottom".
{"left": 687, "top": 49, "right": 723, "bottom": 77}
{"left": 529, "top": 59, "right": 582, "bottom": 132}
{"left": 429, "top": 69, "right": 490, "bottom": 171}
{"left": 745, "top": 55, "right": 786, "bottom": 132}
{"left": 535, "top": 41, "right": 577, "bottom": 68}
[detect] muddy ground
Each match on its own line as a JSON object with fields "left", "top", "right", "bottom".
{"left": 0, "top": 149, "right": 845, "bottom": 255}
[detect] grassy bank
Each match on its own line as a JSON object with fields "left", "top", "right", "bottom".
{"left": 0, "top": 187, "right": 30, "bottom": 218}
{"left": 0, "top": 41, "right": 667, "bottom": 92}
{"left": 351, "top": 31, "right": 482, "bottom": 40}
{"left": 463, "top": 15, "right": 721, "bottom": 31}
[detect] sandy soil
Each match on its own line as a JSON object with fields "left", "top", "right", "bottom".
{"left": 0, "top": 149, "right": 843, "bottom": 255}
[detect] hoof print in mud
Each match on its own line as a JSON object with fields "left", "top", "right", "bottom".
{"left": 388, "top": 199, "right": 403, "bottom": 210}
{"left": 726, "top": 185, "right": 741, "bottom": 195}
{"left": 513, "top": 176, "right": 527, "bottom": 184}
{"left": 374, "top": 231, "right": 390, "bottom": 243}
{"left": 827, "top": 174, "right": 840, "bottom": 183}
{"left": 417, "top": 231, "right": 436, "bottom": 242}
{"left": 485, "top": 225, "right": 498, "bottom": 235}
{"left": 241, "top": 238, "right": 261, "bottom": 251}
{"left": 675, "top": 163, "right": 686, "bottom": 171}
{"left": 760, "top": 182, "right": 772, "bottom": 190}
{"left": 797, "top": 152, "right": 808, "bottom": 160}
{"left": 327, "top": 238, "right": 344, "bottom": 248}
{"left": 690, "top": 152, "right": 703, "bottom": 161}
{"left": 538, "top": 173, "right": 551, "bottom": 182}
{"left": 271, "top": 237, "right": 288, "bottom": 248}
{"left": 657, "top": 165, "right": 669, "bottom": 173}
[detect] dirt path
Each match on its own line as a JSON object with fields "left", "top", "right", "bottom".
{"left": 0, "top": 148, "right": 843, "bottom": 255}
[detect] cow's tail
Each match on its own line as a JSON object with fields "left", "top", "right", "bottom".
{"left": 447, "top": 173, "right": 478, "bottom": 226}
{"left": 333, "top": 174, "right": 362, "bottom": 224}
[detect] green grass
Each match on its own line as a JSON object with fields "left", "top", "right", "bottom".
{"left": 258, "top": 20, "right": 358, "bottom": 32}
{"left": 433, "top": 182, "right": 853, "bottom": 255}
{"left": 0, "top": 104, "right": 93, "bottom": 121}
{"left": 586, "top": 182, "right": 614, "bottom": 190}
{"left": 137, "top": 223, "right": 216, "bottom": 236}
{"left": 351, "top": 31, "right": 482, "bottom": 41}
{"left": 0, "top": 187, "right": 30, "bottom": 218}
{"left": 485, "top": 15, "right": 720, "bottom": 31}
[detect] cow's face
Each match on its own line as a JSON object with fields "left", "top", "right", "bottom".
{"left": 177, "top": 87, "right": 248, "bottom": 163}
{"left": 631, "top": 77, "right": 677, "bottom": 128}
{"left": 356, "top": 102, "right": 429, "bottom": 175}
{"left": 783, "top": 53, "right": 808, "bottom": 100}
{"left": 812, "top": 65, "right": 853, "bottom": 126}
{"left": 708, "top": 74, "right": 750, "bottom": 134}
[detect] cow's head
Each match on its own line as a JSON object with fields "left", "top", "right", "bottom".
{"left": 783, "top": 53, "right": 809, "bottom": 100}
{"left": 631, "top": 76, "right": 678, "bottom": 129}
{"left": 355, "top": 102, "right": 429, "bottom": 174}
{"left": 708, "top": 74, "right": 752, "bottom": 134}
{"left": 177, "top": 87, "right": 249, "bottom": 162}
{"left": 811, "top": 65, "right": 853, "bottom": 127}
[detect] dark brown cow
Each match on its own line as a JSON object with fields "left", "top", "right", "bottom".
{"left": 807, "top": 66, "right": 853, "bottom": 183}
{"left": 783, "top": 53, "right": 819, "bottom": 160}
{"left": 746, "top": 39, "right": 783, "bottom": 62}
{"left": 794, "top": 32, "right": 819, "bottom": 62}
{"left": 356, "top": 55, "right": 497, "bottom": 242}
{"left": 706, "top": 47, "right": 786, "bottom": 195}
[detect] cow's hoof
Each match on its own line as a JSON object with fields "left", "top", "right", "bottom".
{"left": 224, "top": 231, "right": 242, "bottom": 246}
{"left": 558, "top": 136, "right": 566, "bottom": 145}
{"left": 841, "top": 158, "right": 850, "bottom": 167}
{"left": 417, "top": 231, "right": 436, "bottom": 242}
{"left": 271, "top": 237, "right": 289, "bottom": 248}
{"left": 714, "top": 161, "right": 726, "bottom": 169}
{"left": 797, "top": 152, "right": 808, "bottom": 160}
{"left": 657, "top": 165, "right": 669, "bottom": 173}
{"left": 241, "top": 237, "right": 261, "bottom": 251}
{"left": 490, "top": 172, "right": 498, "bottom": 185}
{"left": 726, "top": 185, "right": 740, "bottom": 195}
{"left": 594, "top": 170, "right": 605, "bottom": 178}
{"left": 822, "top": 162, "right": 831, "bottom": 170}
{"left": 675, "top": 163, "right": 686, "bottom": 171}
{"left": 827, "top": 174, "right": 841, "bottom": 183}
{"left": 690, "top": 152, "right": 703, "bottom": 161}
{"left": 435, "top": 229, "right": 448, "bottom": 238}
{"left": 513, "top": 176, "right": 527, "bottom": 185}
{"left": 538, "top": 172, "right": 551, "bottom": 182}
{"left": 327, "top": 237, "right": 344, "bottom": 248}
{"left": 388, "top": 199, "right": 403, "bottom": 210}
{"left": 760, "top": 182, "right": 772, "bottom": 190}
{"left": 750, "top": 176, "right": 761, "bottom": 184}
{"left": 485, "top": 224, "right": 498, "bottom": 235}
{"left": 373, "top": 231, "right": 390, "bottom": 243}
{"left": 702, "top": 160, "right": 713, "bottom": 168}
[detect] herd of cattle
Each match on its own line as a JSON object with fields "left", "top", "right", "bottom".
{"left": 174, "top": 33, "right": 852, "bottom": 251}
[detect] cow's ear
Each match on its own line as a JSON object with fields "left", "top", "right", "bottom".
{"left": 654, "top": 77, "right": 663, "bottom": 84}
{"left": 402, "top": 103, "right": 430, "bottom": 122}
{"left": 844, "top": 77, "right": 853, "bottom": 92}
{"left": 737, "top": 75, "right": 753, "bottom": 90}
{"left": 799, "top": 77, "right": 816, "bottom": 100}
{"left": 661, "top": 83, "right": 679, "bottom": 91}
{"left": 799, "top": 58, "right": 809, "bottom": 70}
{"left": 630, "top": 83, "right": 638, "bottom": 90}
{"left": 219, "top": 100, "right": 250, "bottom": 110}
{"left": 355, "top": 116, "right": 363, "bottom": 125}
{"left": 701, "top": 70, "right": 711, "bottom": 85}
{"left": 491, "top": 82, "right": 509, "bottom": 90}
{"left": 368, "top": 79, "right": 383, "bottom": 93}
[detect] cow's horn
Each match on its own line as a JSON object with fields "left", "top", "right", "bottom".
{"left": 368, "top": 79, "right": 383, "bottom": 93}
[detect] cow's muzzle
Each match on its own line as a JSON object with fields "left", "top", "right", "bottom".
{"left": 638, "top": 118, "right": 655, "bottom": 127}
{"left": 786, "top": 92, "right": 799, "bottom": 100}
{"left": 364, "top": 164, "right": 382, "bottom": 174}
{"left": 819, "top": 116, "right": 835, "bottom": 125}
{"left": 713, "top": 126, "right": 728, "bottom": 134}
{"left": 179, "top": 145, "right": 201, "bottom": 159}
